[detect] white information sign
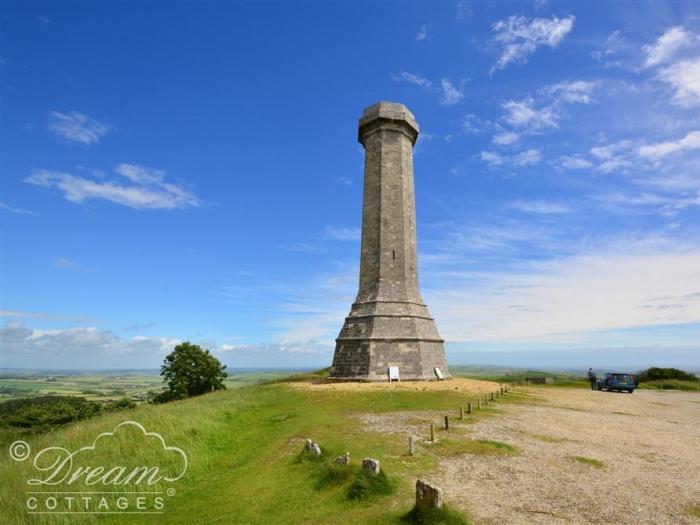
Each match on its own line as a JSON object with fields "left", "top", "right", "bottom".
{"left": 434, "top": 367, "right": 444, "bottom": 380}
{"left": 388, "top": 366, "right": 400, "bottom": 382}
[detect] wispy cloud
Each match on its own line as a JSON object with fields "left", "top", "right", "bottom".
{"left": 415, "top": 24, "right": 428, "bottom": 42}
{"left": 554, "top": 155, "right": 592, "bottom": 170}
{"left": 24, "top": 163, "right": 201, "bottom": 210}
{"left": 638, "top": 130, "right": 700, "bottom": 160}
{"left": 54, "top": 257, "right": 92, "bottom": 272}
{"left": 440, "top": 79, "right": 464, "bottom": 105}
{"left": 591, "top": 29, "right": 623, "bottom": 67}
{"left": 500, "top": 81, "right": 595, "bottom": 135}
{"left": 426, "top": 234, "right": 700, "bottom": 342}
{"left": 490, "top": 15, "right": 575, "bottom": 73}
{"left": 492, "top": 131, "right": 520, "bottom": 146}
{"left": 0, "top": 201, "right": 37, "bottom": 215}
{"left": 47, "top": 111, "right": 110, "bottom": 145}
{"left": 643, "top": 26, "right": 693, "bottom": 68}
{"left": 480, "top": 148, "right": 541, "bottom": 167}
{"left": 657, "top": 58, "right": 700, "bottom": 107}
{"left": 391, "top": 71, "right": 432, "bottom": 88}
{"left": 508, "top": 200, "right": 573, "bottom": 214}
{"left": 322, "top": 225, "right": 361, "bottom": 241}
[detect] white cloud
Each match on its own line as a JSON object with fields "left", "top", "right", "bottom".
{"left": 440, "top": 79, "right": 464, "bottom": 105}
{"left": 24, "top": 164, "right": 200, "bottom": 210}
{"left": 480, "top": 151, "right": 504, "bottom": 167}
{"left": 462, "top": 114, "right": 491, "bottom": 134}
{"left": 54, "top": 257, "right": 90, "bottom": 271}
{"left": 508, "top": 200, "right": 573, "bottom": 214}
{"left": 1, "top": 321, "right": 181, "bottom": 368}
{"left": 643, "top": 26, "right": 693, "bottom": 68}
{"left": 492, "top": 131, "right": 520, "bottom": 145}
{"left": 391, "top": 71, "right": 432, "bottom": 88}
{"left": 322, "top": 225, "right": 361, "bottom": 241}
{"left": 416, "top": 24, "right": 428, "bottom": 42}
{"left": 513, "top": 149, "right": 542, "bottom": 166}
{"left": 480, "top": 149, "right": 541, "bottom": 167}
{"left": 658, "top": 58, "right": 700, "bottom": 107}
{"left": 589, "top": 140, "right": 636, "bottom": 173}
{"left": 428, "top": 237, "right": 700, "bottom": 342}
{"left": 638, "top": 130, "right": 700, "bottom": 160}
{"left": 591, "top": 192, "right": 673, "bottom": 206}
{"left": 502, "top": 97, "right": 558, "bottom": 131}
{"left": 591, "top": 29, "right": 623, "bottom": 66}
{"left": 542, "top": 80, "right": 596, "bottom": 104}
{"left": 498, "top": 81, "right": 595, "bottom": 138}
{"left": 490, "top": 15, "right": 575, "bottom": 73}
{"left": 47, "top": 111, "right": 110, "bottom": 145}
{"left": 0, "top": 201, "right": 37, "bottom": 215}
{"left": 555, "top": 155, "right": 592, "bottom": 170}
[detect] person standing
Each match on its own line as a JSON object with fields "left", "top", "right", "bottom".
{"left": 587, "top": 368, "right": 597, "bottom": 390}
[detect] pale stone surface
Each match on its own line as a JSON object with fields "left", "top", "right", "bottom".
{"left": 305, "top": 438, "right": 321, "bottom": 456}
{"left": 362, "top": 457, "right": 381, "bottom": 475}
{"left": 330, "top": 102, "right": 451, "bottom": 381}
{"left": 415, "top": 479, "right": 443, "bottom": 509}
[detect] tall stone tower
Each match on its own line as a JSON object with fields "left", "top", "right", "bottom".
{"left": 330, "top": 102, "right": 450, "bottom": 381}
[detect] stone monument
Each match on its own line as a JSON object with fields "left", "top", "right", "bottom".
{"left": 330, "top": 102, "right": 451, "bottom": 381}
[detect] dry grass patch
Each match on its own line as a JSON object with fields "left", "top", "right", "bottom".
{"left": 574, "top": 455, "right": 604, "bottom": 468}
{"left": 429, "top": 438, "right": 518, "bottom": 457}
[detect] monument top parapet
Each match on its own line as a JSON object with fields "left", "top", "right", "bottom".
{"left": 358, "top": 101, "right": 420, "bottom": 145}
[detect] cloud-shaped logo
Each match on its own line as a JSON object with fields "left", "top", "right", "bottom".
{"left": 27, "top": 420, "right": 188, "bottom": 486}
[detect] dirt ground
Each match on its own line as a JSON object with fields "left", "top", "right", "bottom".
{"left": 364, "top": 386, "right": 700, "bottom": 525}
{"left": 289, "top": 376, "right": 500, "bottom": 395}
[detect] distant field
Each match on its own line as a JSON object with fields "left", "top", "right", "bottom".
{"left": 0, "top": 369, "right": 302, "bottom": 403}
{"left": 450, "top": 365, "right": 590, "bottom": 388}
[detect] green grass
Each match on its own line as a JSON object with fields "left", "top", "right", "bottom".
{"left": 638, "top": 380, "right": 700, "bottom": 392}
{"left": 429, "top": 438, "right": 518, "bottom": 457}
{"left": 574, "top": 456, "right": 604, "bottom": 468}
{"left": 0, "top": 372, "right": 503, "bottom": 524}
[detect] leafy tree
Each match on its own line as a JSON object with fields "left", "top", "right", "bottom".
{"left": 159, "top": 342, "right": 227, "bottom": 400}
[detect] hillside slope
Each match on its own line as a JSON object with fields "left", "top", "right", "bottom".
{"left": 1, "top": 377, "right": 499, "bottom": 525}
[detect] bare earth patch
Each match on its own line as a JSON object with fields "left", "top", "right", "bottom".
{"left": 362, "top": 387, "right": 700, "bottom": 524}
{"left": 289, "top": 377, "right": 499, "bottom": 395}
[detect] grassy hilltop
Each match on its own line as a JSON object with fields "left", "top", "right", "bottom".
{"left": 0, "top": 371, "right": 510, "bottom": 525}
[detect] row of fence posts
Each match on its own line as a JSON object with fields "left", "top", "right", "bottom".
{"left": 410, "top": 381, "right": 529, "bottom": 452}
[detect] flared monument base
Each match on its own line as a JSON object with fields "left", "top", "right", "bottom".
{"left": 330, "top": 338, "right": 451, "bottom": 381}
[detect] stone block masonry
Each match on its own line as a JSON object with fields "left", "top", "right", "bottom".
{"left": 330, "top": 102, "right": 450, "bottom": 381}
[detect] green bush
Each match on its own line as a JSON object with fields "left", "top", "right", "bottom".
{"left": 637, "top": 367, "right": 697, "bottom": 382}
{"left": 0, "top": 396, "right": 101, "bottom": 432}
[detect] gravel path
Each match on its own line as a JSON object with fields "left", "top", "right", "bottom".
{"left": 366, "top": 387, "right": 700, "bottom": 524}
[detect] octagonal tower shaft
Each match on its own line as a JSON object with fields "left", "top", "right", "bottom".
{"left": 330, "top": 102, "right": 451, "bottom": 381}
{"left": 357, "top": 106, "right": 422, "bottom": 304}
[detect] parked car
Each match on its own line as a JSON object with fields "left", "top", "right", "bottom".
{"left": 596, "top": 373, "right": 636, "bottom": 393}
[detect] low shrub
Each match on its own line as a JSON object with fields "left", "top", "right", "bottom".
{"left": 0, "top": 396, "right": 101, "bottom": 431}
{"left": 347, "top": 469, "right": 396, "bottom": 500}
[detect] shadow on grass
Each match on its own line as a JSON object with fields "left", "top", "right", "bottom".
{"left": 401, "top": 505, "right": 471, "bottom": 525}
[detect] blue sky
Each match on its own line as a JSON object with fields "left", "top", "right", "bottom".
{"left": 1, "top": 1, "right": 699, "bottom": 370}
